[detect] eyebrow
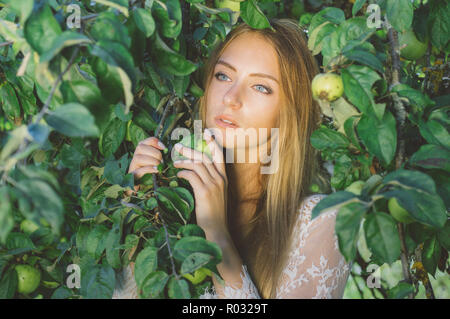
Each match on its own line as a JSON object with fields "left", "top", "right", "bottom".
{"left": 216, "top": 60, "right": 279, "bottom": 84}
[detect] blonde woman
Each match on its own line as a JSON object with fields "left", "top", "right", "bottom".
{"left": 114, "top": 18, "right": 351, "bottom": 299}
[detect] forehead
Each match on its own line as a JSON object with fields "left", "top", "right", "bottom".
{"left": 217, "top": 32, "right": 280, "bottom": 78}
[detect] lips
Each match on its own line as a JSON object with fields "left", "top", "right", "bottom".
{"left": 214, "top": 115, "right": 239, "bottom": 128}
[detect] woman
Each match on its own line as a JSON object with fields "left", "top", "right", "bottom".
{"left": 114, "top": 18, "right": 351, "bottom": 299}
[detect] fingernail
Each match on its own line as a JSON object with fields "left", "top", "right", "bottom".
{"left": 158, "top": 141, "right": 166, "bottom": 149}
{"left": 153, "top": 166, "right": 158, "bottom": 171}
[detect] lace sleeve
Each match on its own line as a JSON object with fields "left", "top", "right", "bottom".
{"left": 276, "top": 194, "right": 351, "bottom": 299}
{"left": 199, "top": 265, "right": 261, "bottom": 299}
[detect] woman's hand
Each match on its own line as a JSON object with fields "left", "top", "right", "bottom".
{"left": 173, "top": 129, "right": 228, "bottom": 234}
{"left": 125, "top": 137, "right": 166, "bottom": 196}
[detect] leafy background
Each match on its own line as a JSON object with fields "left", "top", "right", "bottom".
{"left": 0, "top": 0, "right": 448, "bottom": 299}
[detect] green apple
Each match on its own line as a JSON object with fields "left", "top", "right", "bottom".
{"left": 20, "top": 220, "right": 39, "bottom": 235}
{"left": 345, "top": 180, "right": 365, "bottom": 196}
{"left": 388, "top": 198, "right": 415, "bottom": 224}
{"left": 178, "top": 133, "right": 212, "bottom": 160}
{"left": 15, "top": 264, "right": 41, "bottom": 294}
{"left": 311, "top": 73, "right": 344, "bottom": 102}
{"left": 399, "top": 29, "right": 428, "bottom": 61}
{"left": 169, "top": 180, "right": 178, "bottom": 187}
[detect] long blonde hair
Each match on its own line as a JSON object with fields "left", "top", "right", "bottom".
{"left": 195, "top": 18, "right": 328, "bottom": 298}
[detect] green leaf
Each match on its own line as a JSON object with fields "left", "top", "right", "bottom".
{"left": 90, "top": 12, "right": 131, "bottom": 48}
{"left": 0, "top": 187, "right": 14, "bottom": 245}
{"left": 24, "top": 4, "right": 62, "bottom": 55}
{"left": 168, "top": 277, "right": 191, "bottom": 299}
{"left": 105, "top": 224, "right": 121, "bottom": 269}
{"left": 45, "top": 103, "right": 100, "bottom": 137}
{"left": 152, "top": 32, "right": 197, "bottom": 76}
{"left": 341, "top": 65, "right": 381, "bottom": 116}
{"left": 99, "top": 118, "right": 126, "bottom": 158}
{"left": 343, "top": 50, "right": 384, "bottom": 73}
{"left": 0, "top": 82, "right": 21, "bottom": 119}
{"left": 134, "top": 8, "right": 155, "bottom": 38}
{"left": 134, "top": 246, "right": 158, "bottom": 289}
{"left": 128, "top": 122, "right": 149, "bottom": 148}
{"left": 311, "top": 191, "right": 360, "bottom": 219}
{"left": 422, "top": 236, "right": 440, "bottom": 277}
{"left": 181, "top": 252, "right": 214, "bottom": 275}
{"left": 6, "top": 232, "right": 36, "bottom": 252}
{"left": 0, "top": 268, "right": 18, "bottom": 299}
{"left": 15, "top": 179, "right": 64, "bottom": 235}
{"left": 335, "top": 201, "right": 368, "bottom": 262}
{"left": 409, "top": 144, "right": 450, "bottom": 171}
{"left": 382, "top": 188, "right": 447, "bottom": 229}
{"left": 91, "top": 57, "right": 124, "bottom": 105}
{"left": 156, "top": 187, "right": 194, "bottom": 223}
{"left": 357, "top": 111, "right": 397, "bottom": 167}
{"left": 352, "top": 0, "right": 367, "bottom": 17}
{"left": 141, "top": 271, "right": 169, "bottom": 298}
{"left": 428, "top": 1, "right": 450, "bottom": 50}
{"left": 89, "top": 40, "right": 136, "bottom": 88}
{"left": 418, "top": 118, "right": 450, "bottom": 150}
{"left": 437, "top": 220, "right": 450, "bottom": 250}
{"left": 40, "top": 31, "right": 92, "bottom": 63}
{"left": 178, "top": 224, "right": 205, "bottom": 238}
{"left": 3, "top": 0, "right": 34, "bottom": 25}
{"left": 383, "top": 169, "right": 438, "bottom": 194}
{"left": 152, "top": 0, "right": 182, "bottom": 39}
{"left": 387, "top": 282, "right": 415, "bottom": 299}
{"left": 240, "top": 0, "right": 272, "bottom": 30}
{"left": 310, "top": 127, "right": 350, "bottom": 151}
{"left": 94, "top": 0, "right": 129, "bottom": 17}
{"left": 386, "top": 0, "right": 413, "bottom": 33}
{"left": 391, "top": 84, "right": 435, "bottom": 110}
{"left": 173, "top": 236, "right": 222, "bottom": 268}
{"left": 60, "top": 80, "right": 111, "bottom": 133}
{"left": 364, "top": 212, "right": 401, "bottom": 264}
{"left": 86, "top": 225, "right": 109, "bottom": 260}
{"left": 80, "top": 264, "right": 116, "bottom": 299}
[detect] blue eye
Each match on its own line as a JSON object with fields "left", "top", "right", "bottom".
{"left": 214, "top": 72, "right": 272, "bottom": 95}
{"left": 214, "top": 72, "right": 228, "bottom": 81}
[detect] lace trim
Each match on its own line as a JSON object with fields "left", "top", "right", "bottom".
{"left": 199, "top": 264, "right": 261, "bottom": 299}
{"left": 112, "top": 194, "right": 351, "bottom": 299}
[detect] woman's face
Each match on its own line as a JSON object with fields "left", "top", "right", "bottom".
{"left": 205, "top": 32, "right": 282, "bottom": 155}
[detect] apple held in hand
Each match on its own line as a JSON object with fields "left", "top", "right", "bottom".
{"left": 178, "top": 133, "right": 212, "bottom": 160}
{"left": 312, "top": 73, "right": 344, "bottom": 102}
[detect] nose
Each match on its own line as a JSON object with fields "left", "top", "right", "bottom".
{"left": 223, "top": 83, "right": 243, "bottom": 110}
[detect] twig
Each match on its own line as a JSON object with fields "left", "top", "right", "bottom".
{"left": 386, "top": 23, "right": 417, "bottom": 298}
{"left": 31, "top": 46, "right": 81, "bottom": 126}
{"left": 151, "top": 95, "right": 180, "bottom": 279}
{"left": 0, "top": 41, "right": 13, "bottom": 48}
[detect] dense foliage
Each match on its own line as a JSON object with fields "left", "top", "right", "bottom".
{"left": 0, "top": 0, "right": 448, "bottom": 299}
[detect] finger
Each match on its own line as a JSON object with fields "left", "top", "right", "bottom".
{"left": 131, "top": 165, "right": 159, "bottom": 179}
{"left": 174, "top": 143, "right": 213, "bottom": 165}
{"left": 176, "top": 170, "right": 205, "bottom": 197}
{"left": 132, "top": 154, "right": 161, "bottom": 168}
{"left": 135, "top": 144, "right": 163, "bottom": 162}
{"left": 203, "top": 129, "right": 227, "bottom": 179}
{"left": 138, "top": 137, "right": 166, "bottom": 151}
{"left": 173, "top": 160, "right": 213, "bottom": 185}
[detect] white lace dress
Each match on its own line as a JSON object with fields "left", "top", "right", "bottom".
{"left": 112, "top": 194, "right": 351, "bottom": 299}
